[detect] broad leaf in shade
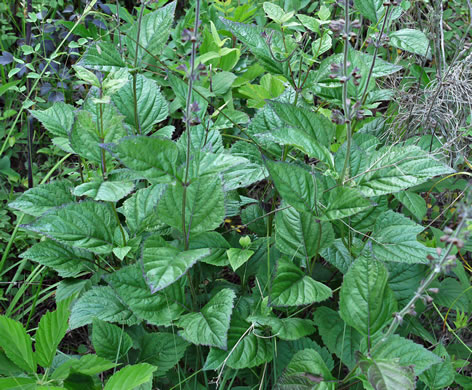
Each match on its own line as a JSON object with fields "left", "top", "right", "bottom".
{"left": 21, "top": 201, "right": 119, "bottom": 254}
{"left": 104, "top": 136, "right": 182, "bottom": 183}
{"left": 386, "top": 262, "right": 426, "bottom": 305}
{"left": 370, "top": 210, "right": 435, "bottom": 264}
{"left": 107, "top": 265, "right": 185, "bottom": 326}
{"left": 226, "top": 248, "right": 254, "bottom": 271}
{"left": 9, "top": 180, "right": 74, "bottom": 217}
{"left": 189, "top": 232, "right": 231, "bottom": 266}
{"left": 389, "top": 29, "right": 430, "bottom": 57}
{"left": 104, "top": 363, "right": 157, "bottom": 390}
{"left": 0, "top": 316, "right": 35, "bottom": 374}
{"left": 125, "top": 2, "right": 176, "bottom": 65}
{"left": 20, "top": 239, "right": 94, "bottom": 277}
{"left": 355, "top": 145, "right": 453, "bottom": 196}
{"left": 30, "top": 102, "right": 74, "bottom": 137}
{"left": 266, "top": 160, "right": 320, "bottom": 213}
{"left": 112, "top": 75, "right": 168, "bottom": 134}
{"left": 51, "top": 354, "right": 117, "bottom": 380}
{"left": 276, "top": 204, "right": 334, "bottom": 263}
{"left": 177, "top": 288, "right": 236, "bottom": 349}
{"left": 142, "top": 235, "right": 210, "bottom": 292}
{"left": 322, "top": 187, "right": 372, "bottom": 220}
{"left": 204, "top": 313, "right": 273, "bottom": 370}
{"left": 157, "top": 176, "right": 225, "bottom": 234}
{"left": 34, "top": 302, "right": 69, "bottom": 368}
{"left": 70, "top": 109, "right": 127, "bottom": 165}
{"left": 248, "top": 316, "right": 315, "bottom": 341}
{"left": 92, "top": 318, "right": 133, "bottom": 361}
{"left": 370, "top": 335, "right": 441, "bottom": 375}
{"left": 133, "top": 331, "right": 188, "bottom": 377}
{"left": 320, "top": 238, "right": 354, "bottom": 274}
{"left": 419, "top": 345, "right": 455, "bottom": 389}
{"left": 275, "top": 349, "right": 335, "bottom": 389}
{"left": 69, "top": 286, "right": 139, "bottom": 329}
{"left": 118, "top": 184, "right": 166, "bottom": 235}
{"left": 394, "top": 191, "right": 427, "bottom": 221}
{"left": 360, "top": 359, "right": 415, "bottom": 390}
{"left": 270, "top": 258, "right": 332, "bottom": 307}
{"left": 354, "top": 0, "right": 384, "bottom": 23}
{"left": 313, "top": 307, "right": 363, "bottom": 369}
{"left": 78, "top": 41, "right": 126, "bottom": 71}
{"left": 339, "top": 253, "right": 397, "bottom": 336}
{"left": 73, "top": 180, "right": 134, "bottom": 202}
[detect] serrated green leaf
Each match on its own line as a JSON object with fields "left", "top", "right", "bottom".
{"left": 266, "top": 160, "right": 320, "bottom": 213}
{"left": 322, "top": 187, "right": 372, "bottom": 220}
{"left": 118, "top": 184, "right": 166, "bottom": 235}
{"left": 360, "top": 359, "right": 415, "bottom": 390}
{"left": 248, "top": 316, "right": 315, "bottom": 341}
{"left": 204, "top": 313, "right": 273, "bottom": 370}
{"left": 112, "top": 75, "right": 168, "bottom": 134}
{"left": 355, "top": 145, "right": 453, "bottom": 196}
{"left": 73, "top": 180, "right": 134, "bottom": 202}
{"left": 313, "top": 306, "right": 363, "bottom": 369}
{"left": 132, "top": 331, "right": 188, "bottom": 377}
{"left": 70, "top": 109, "right": 127, "bottom": 165}
{"left": 226, "top": 248, "right": 254, "bottom": 271}
{"left": 371, "top": 210, "right": 435, "bottom": 264}
{"left": 105, "top": 363, "right": 156, "bottom": 390}
{"left": 0, "top": 378, "right": 36, "bottom": 389}
{"left": 339, "top": 253, "right": 397, "bottom": 336}
{"left": 394, "top": 191, "right": 427, "bottom": 221}
{"left": 320, "top": 238, "right": 354, "bottom": 274}
{"left": 35, "top": 302, "right": 70, "bottom": 368}
{"left": 270, "top": 258, "right": 332, "bottom": 307}
{"left": 389, "top": 29, "right": 430, "bottom": 57}
{"left": 386, "top": 262, "right": 426, "bottom": 304}
{"left": 125, "top": 2, "right": 176, "bottom": 66}
{"left": 354, "top": 0, "right": 384, "bottom": 22}
{"left": 105, "top": 136, "right": 182, "bottom": 183}
{"left": 92, "top": 318, "right": 133, "bottom": 361}
{"left": 78, "top": 41, "right": 126, "bottom": 71}
{"left": 21, "top": 201, "right": 119, "bottom": 254}
{"left": 143, "top": 235, "right": 209, "bottom": 292}
{"left": 275, "top": 349, "right": 335, "bottom": 389}
{"left": 9, "top": 180, "right": 74, "bottom": 216}
{"left": 30, "top": 102, "right": 75, "bottom": 137}
{"left": 188, "top": 232, "right": 231, "bottom": 266}
{"left": 20, "top": 240, "right": 94, "bottom": 277}
{"left": 51, "top": 354, "right": 117, "bottom": 380}
{"left": 69, "top": 286, "right": 139, "bottom": 329}
{"left": 0, "top": 316, "right": 35, "bottom": 373}
{"left": 419, "top": 345, "right": 455, "bottom": 389}
{"left": 158, "top": 176, "right": 225, "bottom": 234}
{"left": 276, "top": 204, "right": 334, "bottom": 263}
{"left": 107, "top": 265, "right": 185, "bottom": 326}
{"left": 371, "top": 335, "right": 441, "bottom": 375}
{"left": 177, "top": 288, "right": 236, "bottom": 349}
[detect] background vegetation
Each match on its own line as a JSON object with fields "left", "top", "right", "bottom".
{"left": 0, "top": 0, "right": 471, "bottom": 389}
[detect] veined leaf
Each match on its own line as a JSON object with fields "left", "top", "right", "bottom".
{"left": 226, "top": 248, "right": 254, "bottom": 271}
{"left": 389, "top": 29, "right": 430, "bottom": 57}
{"left": 51, "top": 354, "right": 117, "bottom": 380}
{"left": 371, "top": 210, "right": 435, "bottom": 264}
{"left": 20, "top": 240, "right": 94, "bottom": 277}
{"left": 92, "top": 318, "right": 133, "bottom": 361}
{"left": 78, "top": 41, "right": 125, "bottom": 71}
{"left": 142, "top": 235, "right": 209, "bottom": 292}
{"left": 177, "top": 288, "right": 236, "bottom": 349}
{"left": 394, "top": 191, "right": 427, "bottom": 221}
{"left": 30, "top": 102, "right": 74, "bottom": 137}
{"left": 189, "top": 232, "right": 231, "bottom": 266}
{"left": 248, "top": 316, "right": 315, "bottom": 341}
{"left": 360, "top": 359, "right": 415, "bottom": 390}
{"left": 158, "top": 176, "right": 225, "bottom": 234}
{"left": 320, "top": 238, "right": 354, "bottom": 274}
{"left": 266, "top": 160, "right": 320, "bottom": 213}
{"left": 112, "top": 74, "right": 168, "bottom": 134}
{"left": 104, "top": 136, "right": 182, "bottom": 183}
{"left": 355, "top": 145, "right": 453, "bottom": 196}
{"left": 354, "top": 0, "right": 384, "bottom": 23}
{"left": 73, "top": 180, "right": 134, "bottom": 202}
{"left": 125, "top": 2, "right": 176, "bottom": 66}
{"left": 419, "top": 345, "right": 455, "bottom": 389}
{"left": 21, "top": 201, "right": 119, "bottom": 254}
{"left": 34, "top": 302, "right": 69, "bottom": 368}
{"left": 0, "top": 316, "right": 35, "bottom": 374}
{"left": 339, "top": 253, "right": 397, "bottom": 336}
{"left": 104, "top": 364, "right": 157, "bottom": 390}
{"left": 270, "top": 258, "right": 332, "bottom": 307}
{"left": 322, "top": 187, "right": 372, "bottom": 220}
{"left": 275, "top": 204, "right": 334, "bottom": 263}
{"left": 313, "top": 307, "right": 363, "bottom": 369}
{"left": 9, "top": 180, "right": 74, "bottom": 217}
